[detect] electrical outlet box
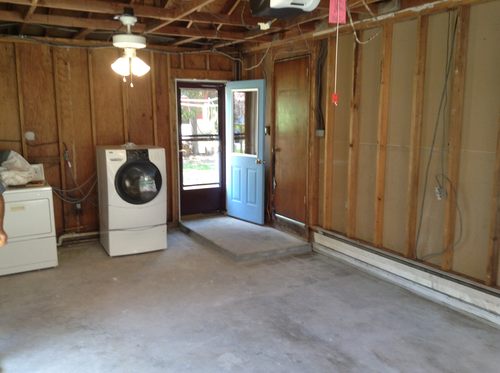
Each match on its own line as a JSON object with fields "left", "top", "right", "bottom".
{"left": 435, "top": 187, "right": 447, "bottom": 200}
{"left": 316, "top": 129, "right": 325, "bottom": 138}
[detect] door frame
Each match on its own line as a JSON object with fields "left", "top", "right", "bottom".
{"left": 176, "top": 80, "right": 226, "bottom": 217}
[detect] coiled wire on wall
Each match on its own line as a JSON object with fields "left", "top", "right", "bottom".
{"left": 52, "top": 150, "right": 98, "bottom": 206}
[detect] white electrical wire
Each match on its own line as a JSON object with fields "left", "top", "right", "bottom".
{"left": 346, "top": 0, "right": 383, "bottom": 45}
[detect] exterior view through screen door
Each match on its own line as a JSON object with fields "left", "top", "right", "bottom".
{"left": 178, "top": 82, "right": 225, "bottom": 216}
{"left": 226, "top": 79, "right": 266, "bottom": 225}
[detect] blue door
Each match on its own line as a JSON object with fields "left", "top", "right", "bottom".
{"left": 226, "top": 80, "right": 266, "bottom": 225}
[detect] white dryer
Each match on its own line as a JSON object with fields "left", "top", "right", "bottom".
{"left": 96, "top": 145, "right": 167, "bottom": 257}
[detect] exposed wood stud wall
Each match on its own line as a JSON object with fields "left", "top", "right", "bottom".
{"left": 52, "top": 49, "right": 69, "bottom": 228}
{"left": 87, "top": 50, "right": 97, "bottom": 151}
{"left": 322, "top": 36, "right": 336, "bottom": 231}
{"left": 346, "top": 37, "right": 362, "bottom": 238}
{"left": 442, "top": 5, "right": 470, "bottom": 271}
{"left": 373, "top": 24, "right": 393, "bottom": 248}
{"left": 150, "top": 51, "right": 158, "bottom": 146}
{"left": 486, "top": 112, "right": 500, "bottom": 286}
{"left": 167, "top": 54, "right": 179, "bottom": 224}
{"left": 14, "top": 44, "right": 27, "bottom": 158}
{"left": 405, "top": 15, "right": 428, "bottom": 259}
{"left": 0, "top": 40, "right": 233, "bottom": 233}
{"left": 308, "top": 42, "right": 320, "bottom": 228}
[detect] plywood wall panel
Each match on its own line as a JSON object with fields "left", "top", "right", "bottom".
{"left": 355, "top": 27, "right": 382, "bottom": 243}
{"left": 382, "top": 19, "right": 417, "bottom": 253}
{"left": 451, "top": 1, "right": 500, "bottom": 281}
{"left": 169, "top": 54, "right": 181, "bottom": 69}
{"left": 90, "top": 49, "right": 125, "bottom": 146}
{"left": 331, "top": 34, "right": 355, "bottom": 234}
{"left": 127, "top": 51, "right": 155, "bottom": 145}
{"left": 0, "top": 43, "right": 22, "bottom": 155}
{"left": 19, "top": 44, "right": 59, "bottom": 158}
{"left": 415, "top": 12, "right": 455, "bottom": 264}
{"left": 210, "top": 54, "right": 233, "bottom": 72}
{"left": 183, "top": 53, "right": 206, "bottom": 70}
{"left": 18, "top": 43, "right": 63, "bottom": 232}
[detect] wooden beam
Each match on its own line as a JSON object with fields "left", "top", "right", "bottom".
{"left": 14, "top": 44, "right": 27, "bottom": 158}
{"left": 346, "top": 36, "right": 362, "bottom": 239}
{"left": 442, "top": 5, "right": 470, "bottom": 271}
{"left": 74, "top": 28, "right": 95, "bottom": 40}
{"left": 173, "top": 0, "right": 242, "bottom": 47}
{"left": 0, "top": 10, "right": 141, "bottom": 33}
{"left": 167, "top": 55, "right": 179, "bottom": 223}
{"left": 19, "top": 0, "right": 39, "bottom": 35}
{"left": 171, "top": 36, "right": 200, "bottom": 46}
{"left": 486, "top": 111, "right": 500, "bottom": 286}
{"left": 216, "top": 0, "right": 240, "bottom": 31}
{"left": 373, "top": 23, "right": 393, "bottom": 248}
{"left": 155, "top": 25, "right": 273, "bottom": 42}
{"left": 169, "top": 68, "right": 233, "bottom": 81}
{"left": 150, "top": 51, "right": 158, "bottom": 146}
{"left": 87, "top": 50, "right": 97, "bottom": 151}
{"left": 405, "top": 15, "right": 428, "bottom": 259}
{"left": 322, "top": 36, "right": 336, "bottom": 231}
{"left": 143, "top": 0, "right": 216, "bottom": 34}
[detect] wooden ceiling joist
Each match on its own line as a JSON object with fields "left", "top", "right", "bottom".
{"left": 18, "top": 0, "right": 39, "bottom": 34}
{"left": 143, "top": 0, "right": 216, "bottom": 34}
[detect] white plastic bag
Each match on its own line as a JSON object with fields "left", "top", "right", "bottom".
{"left": 0, "top": 150, "right": 35, "bottom": 186}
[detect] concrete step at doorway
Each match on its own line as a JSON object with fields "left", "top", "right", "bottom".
{"left": 180, "top": 216, "right": 311, "bottom": 263}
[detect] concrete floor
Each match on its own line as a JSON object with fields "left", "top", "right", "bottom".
{"left": 1, "top": 231, "right": 500, "bottom": 373}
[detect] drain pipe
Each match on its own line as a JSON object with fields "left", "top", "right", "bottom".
{"left": 57, "top": 231, "right": 99, "bottom": 247}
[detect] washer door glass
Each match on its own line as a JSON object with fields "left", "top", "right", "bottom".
{"left": 115, "top": 160, "right": 162, "bottom": 205}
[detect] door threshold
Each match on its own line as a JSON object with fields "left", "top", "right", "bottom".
{"left": 181, "top": 211, "right": 226, "bottom": 222}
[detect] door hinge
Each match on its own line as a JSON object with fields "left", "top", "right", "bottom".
{"left": 304, "top": 196, "right": 306, "bottom": 204}
{"left": 306, "top": 68, "right": 309, "bottom": 78}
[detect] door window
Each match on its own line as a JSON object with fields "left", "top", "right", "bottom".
{"left": 231, "top": 90, "right": 259, "bottom": 156}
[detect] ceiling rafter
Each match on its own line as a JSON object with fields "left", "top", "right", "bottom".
{"left": 0, "top": 9, "right": 273, "bottom": 42}
{"left": 18, "top": 0, "right": 38, "bottom": 34}
{"left": 172, "top": 0, "right": 240, "bottom": 47}
{"left": 142, "top": 0, "right": 216, "bottom": 34}
{"left": 0, "top": 0, "right": 392, "bottom": 49}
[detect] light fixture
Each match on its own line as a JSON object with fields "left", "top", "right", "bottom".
{"left": 111, "top": 9, "right": 150, "bottom": 87}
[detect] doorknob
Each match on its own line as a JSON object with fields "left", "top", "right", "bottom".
{"left": 255, "top": 159, "right": 262, "bottom": 164}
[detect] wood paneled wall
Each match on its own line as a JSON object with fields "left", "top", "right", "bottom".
{"left": 0, "top": 43, "right": 233, "bottom": 234}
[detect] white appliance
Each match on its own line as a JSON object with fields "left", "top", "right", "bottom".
{"left": 0, "top": 184, "right": 58, "bottom": 276}
{"left": 250, "top": 0, "right": 320, "bottom": 19}
{"left": 96, "top": 145, "right": 167, "bottom": 257}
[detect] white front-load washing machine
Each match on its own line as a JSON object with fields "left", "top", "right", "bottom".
{"left": 96, "top": 145, "right": 167, "bottom": 256}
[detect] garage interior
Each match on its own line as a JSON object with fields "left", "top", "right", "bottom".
{"left": 0, "top": 0, "right": 500, "bottom": 371}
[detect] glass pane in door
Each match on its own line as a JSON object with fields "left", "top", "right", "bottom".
{"left": 181, "top": 140, "right": 220, "bottom": 189}
{"left": 180, "top": 87, "right": 221, "bottom": 190}
{"left": 232, "top": 90, "right": 258, "bottom": 155}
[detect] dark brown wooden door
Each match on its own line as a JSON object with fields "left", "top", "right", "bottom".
{"left": 274, "top": 56, "right": 309, "bottom": 224}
